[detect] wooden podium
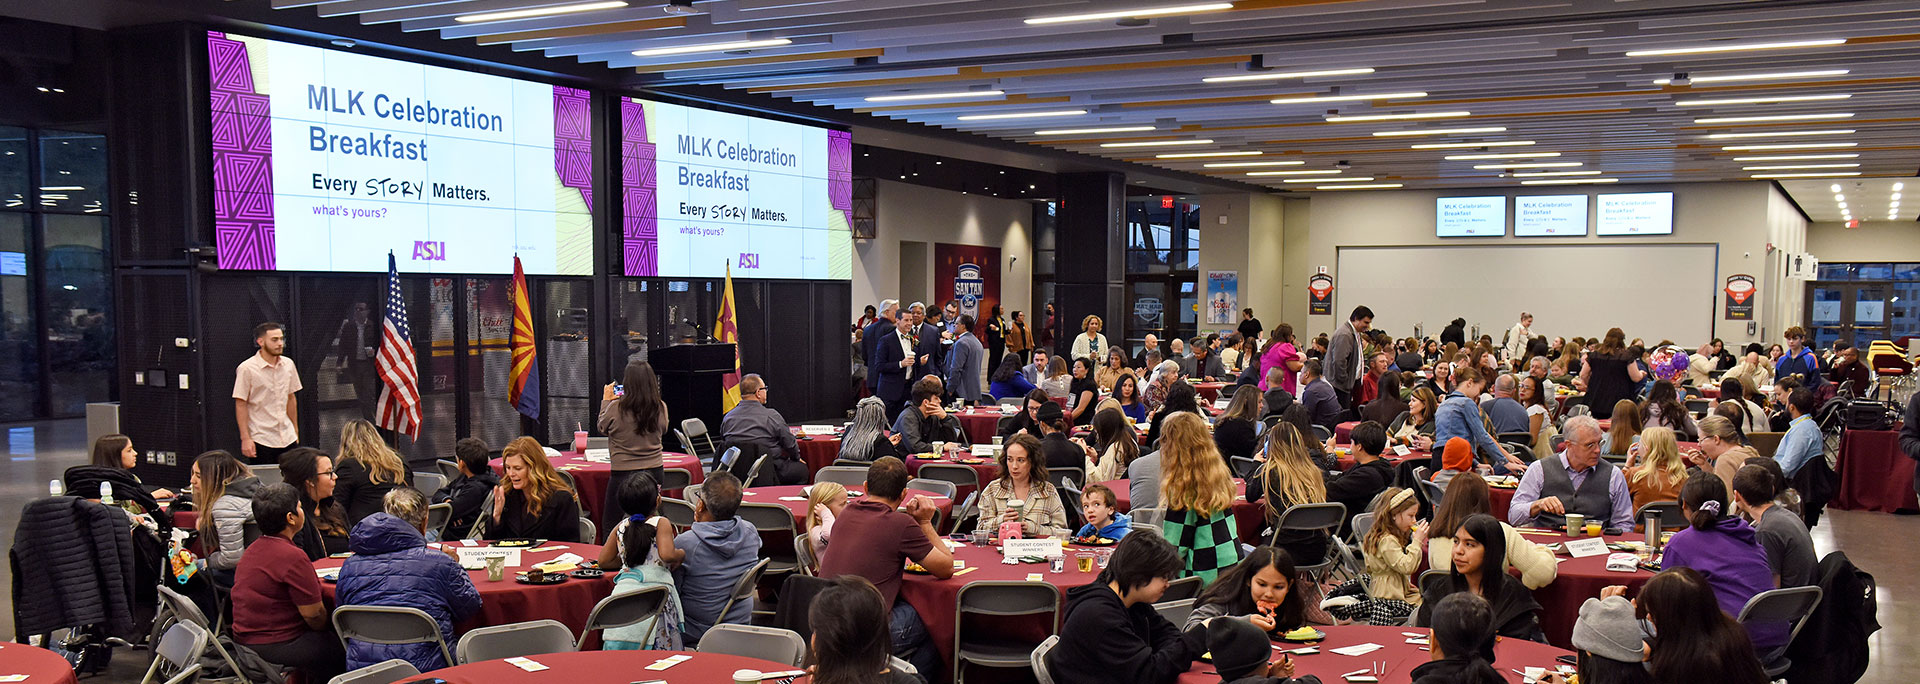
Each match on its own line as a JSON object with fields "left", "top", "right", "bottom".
{"left": 652, "top": 342, "right": 737, "bottom": 439}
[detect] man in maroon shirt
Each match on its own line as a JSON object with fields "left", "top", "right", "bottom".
{"left": 816, "top": 456, "right": 953, "bottom": 676}
{"left": 231, "top": 483, "right": 345, "bottom": 681}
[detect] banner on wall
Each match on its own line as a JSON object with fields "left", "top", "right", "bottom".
{"left": 933, "top": 243, "right": 1000, "bottom": 340}
{"left": 1724, "top": 274, "right": 1757, "bottom": 320}
{"left": 1308, "top": 273, "right": 1335, "bottom": 315}
{"left": 1205, "top": 271, "right": 1238, "bottom": 324}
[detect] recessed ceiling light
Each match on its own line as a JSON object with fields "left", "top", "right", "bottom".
{"left": 1706, "top": 129, "right": 1855, "bottom": 139}
{"left": 1312, "top": 184, "right": 1403, "bottom": 190}
{"left": 1472, "top": 162, "right": 1582, "bottom": 169}
{"left": 1730, "top": 153, "right": 1858, "bottom": 161}
{"left": 1272, "top": 92, "right": 1426, "bottom": 105}
{"left": 1202, "top": 67, "right": 1375, "bottom": 84}
{"left": 1410, "top": 140, "right": 1535, "bottom": 149}
{"left": 1511, "top": 170, "right": 1604, "bottom": 177}
{"left": 1654, "top": 69, "right": 1849, "bottom": 85}
{"left": 1283, "top": 177, "right": 1376, "bottom": 183}
{"left": 632, "top": 38, "right": 797, "bottom": 58}
{"left": 1099, "top": 139, "right": 1214, "bottom": 148}
{"left": 864, "top": 89, "right": 1004, "bottom": 103}
{"left": 1834, "top": 194, "right": 1846, "bottom": 201}
{"left": 1742, "top": 164, "right": 1860, "bottom": 170}
{"left": 1694, "top": 113, "right": 1854, "bottom": 124}
{"left": 1676, "top": 94, "right": 1851, "bottom": 106}
{"left": 1371, "top": 127, "right": 1507, "bottom": 137}
{"left": 1034, "top": 125, "right": 1157, "bottom": 135}
{"left": 956, "top": 109, "right": 1086, "bottom": 121}
{"left": 1204, "top": 160, "right": 1306, "bottom": 168}
{"left": 458, "top": 1, "right": 627, "bottom": 23}
{"left": 1750, "top": 172, "right": 1863, "bottom": 178}
{"left": 1831, "top": 184, "right": 1843, "bottom": 192}
{"left": 1024, "top": 2, "right": 1234, "bottom": 25}
{"left": 1156, "top": 151, "right": 1262, "bottom": 159}
{"left": 1721, "top": 142, "right": 1857, "bottom": 151}
{"left": 1247, "top": 169, "right": 1343, "bottom": 176}
{"left": 1521, "top": 178, "right": 1621, "bottom": 185}
{"left": 1625, "top": 38, "right": 1846, "bottom": 57}
{"left": 1896, "top": 183, "right": 1906, "bottom": 191}
{"left": 1445, "top": 152, "right": 1561, "bottom": 160}
{"left": 1325, "top": 111, "right": 1470, "bottom": 123}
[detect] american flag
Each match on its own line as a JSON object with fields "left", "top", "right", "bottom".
{"left": 375, "top": 252, "right": 421, "bottom": 438}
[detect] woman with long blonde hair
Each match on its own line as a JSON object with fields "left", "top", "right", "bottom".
{"left": 1625, "top": 426, "right": 1688, "bottom": 511}
{"left": 1248, "top": 422, "right": 1329, "bottom": 566}
{"left": 486, "top": 436, "right": 582, "bottom": 541}
{"left": 1158, "top": 411, "right": 1240, "bottom": 582}
{"left": 333, "top": 419, "right": 412, "bottom": 527}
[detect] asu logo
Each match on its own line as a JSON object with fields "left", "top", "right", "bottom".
{"left": 411, "top": 240, "right": 447, "bottom": 261}
{"left": 738, "top": 252, "right": 760, "bottom": 269}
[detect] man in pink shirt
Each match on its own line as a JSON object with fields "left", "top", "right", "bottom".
{"left": 233, "top": 322, "right": 303, "bottom": 464}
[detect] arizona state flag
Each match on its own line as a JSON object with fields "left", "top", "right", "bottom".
{"left": 509, "top": 255, "right": 541, "bottom": 420}
{"left": 717, "top": 262, "right": 743, "bottom": 412}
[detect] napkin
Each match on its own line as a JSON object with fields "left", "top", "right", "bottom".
{"left": 1605, "top": 553, "right": 1642, "bottom": 572}
{"left": 1329, "top": 643, "right": 1384, "bottom": 656}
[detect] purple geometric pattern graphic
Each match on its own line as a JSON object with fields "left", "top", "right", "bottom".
{"left": 828, "top": 130, "right": 853, "bottom": 212}
{"left": 551, "top": 86, "right": 594, "bottom": 210}
{"left": 208, "top": 31, "right": 276, "bottom": 270}
{"left": 620, "top": 98, "right": 658, "bottom": 277}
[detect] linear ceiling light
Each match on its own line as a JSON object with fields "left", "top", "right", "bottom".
{"left": 1100, "top": 139, "right": 1214, "bottom": 148}
{"left": 1204, "top": 160, "right": 1306, "bottom": 168}
{"left": 1324, "top": 111, "right": 1469, "bottom": 123}
{"left": 1202, "top": 67, "right": 1375, "bottom": 83}
{"left": 1751, "top": 172, "right": 1863, "bottom": 178}
{"left": 1445, "top": 152, "right": 1561, "bottom": 160}
{"left": 1625, "top": 38, "right": 1846, "bottom": 57}
{"left": 457, "top": 1, "right": 627, "bottom": 23}
{"left": 1741, "top": 164, "right": 1861, "bottom": 170}
{"left": 1272, "top": 92, "right": 1425, "bottom": 104}
{"left": 1313, "top": 184, "right": 1403, "bottom": 190}
{"left": 1654, "top": 69, "right": 1848, "bottom": 85}
{"left": 1721, "top": 142, "right": 1857, "bottom": 150}
{"left": 1676, "top": 94, "right": 1850, "bottom": 106}
{"left": 1371, "top": 127, "right": 1507, "bottom": 137}
{"left": 1247, "top": 170, "right": 1342, "bottom": 176}
{"left": 1521, "top": 178, "right": 1621, "bottom": 185}
{"left": 1025, "top": 2, "right": 1234, "bottom": 25}
{"left": 1473, "top": 162, "right": 1582, "bottom": 169}
{"left": 1693, "top": 113, "right": 1853, "bottom": 124}
{"left": 956, "top": 109, "right": 1086, "bottom": 121}
{"left": 1283, "top": 177, "right": 1376, "bottom": 183}
{"left": 1731, "top": 153, "right": 1859, "bottom": 161}
{"left": 1706, "top": 129, "right": 1855, "bottom": 139}
{"left": 864, "top": 89, "right": 1004, "bottom": 102}
{"left": 1034, "top": 125, "right": 1156, "bottom": 135}
{"left": 1511, "top": 170, "right": 1604, "bottom": 177}
{"left": 1156, "top": 151, "right": 1261, "bottom": 159}
{"left": 1410, "top": 140, "right": 1535, "bottom": 149}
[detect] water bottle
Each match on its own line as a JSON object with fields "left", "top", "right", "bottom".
{"left": 1644, "top": 513, "right": 1660, "bottom": 550}
{"left": 49, "top": 480, "right": 62, "bottom": 496}
{"left": 101, "top": 481, "right": 114, "bottom": 505}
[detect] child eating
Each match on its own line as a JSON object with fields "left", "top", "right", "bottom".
{"left": 1075, "top": 483, "right": 1133, "bottom": 541}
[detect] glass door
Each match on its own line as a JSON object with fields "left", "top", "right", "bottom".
{"left": 1806, "top": 282, "right": 1890, "bottom": 348}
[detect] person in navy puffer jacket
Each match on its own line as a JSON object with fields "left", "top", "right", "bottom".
{"left": 335, "top": 489, "right": 481, "bottom": 672}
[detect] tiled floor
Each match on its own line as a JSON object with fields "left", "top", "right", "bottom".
{"left": 2, "top": 419, "right": 1914, "bottom": 682}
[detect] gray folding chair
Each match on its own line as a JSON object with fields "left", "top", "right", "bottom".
{"left": 954, "top": 581, "right": 1063, "bottom": 683}
{"left": 1153, "top": 598, "right": 1196, "bottom": 626}
{"left": 1496, "top": 432, "right": 1534, "bottom": 449}
{"left": 155, "top": 585, "right": 251, "bottom": 683}
{"left": 1161, "top": 575, "right": 1203, "bottom": 602}
{"left": 738, "top": 501, "right": 800, "bottom": 576}
{"left": 1047, "top": 466, "right": 1085, "bottom": 491}
{"left": 465, "top": 490, "right": 495, "bottom": 539}
{"left": 681, "top": 418, "right": 720, "bottom": 469}
{"left": 1130, "top": 507, "right": 1166, "bottom": 531}
{"left": 795, "top": 534, "right": 820, "bottom": 576}
{"left": 1738, "top": 585, "right": 1824, "bottom": 677}
{"left": 425, "top": 502, "right": 451, "bottom": 537}
{"left": 1000, "top": 397, "right": 1024, "bottom": 407}
{"left": 577, "top": 517, "right": 598, "bottom": 543}
{"left": 326, "top": 659, "right": 420, "bottom": 684}
{"left": 949, "top": 490, "right": 981, "bottom": 535}
{"left": 716, "top": 558, "right": 772, "bottom": 629}
{"left": 813, "top": 466, "right": 869, "bottom": 487}
{"left": 907, "top": 477, "right": 958, "bottom": 500}
{"left": 831, "top": 457, "right": 872, "bottom": 468}
{"left": 410, "top": 471, "right": 447, "bottom": 496}
{"left": 1349, "top": 512, "right": 1376, "bottom": 543}
{"left": 435, "top": 459, "right": 461, "bottom": 482}
{"left": 141, "top": 621, "right": 210, "bottom": 684}
{"left": 1419, "top": 479, "right": 1446, "bottom": 508}
{"left": 1030, "top": 634, "right": 1061, "bottom": 684}
{"left": 659, "top": 497, "right": 697, "bottom": 531}
{"left": 699, "top": 624, "right": 807, "bottom": 667}
{"left": 332, "top": 605, "right": 454, "bottom": 669}
{"left": 659, "top": 467, "right": 693, "bottom": 491}
{"left": 1270, "top": 502, "right": 1347, "bottom": 581}
{"left": 1230, "top": 456, "right": 1260, "bottom": 478}
{"left": 1634, "top": 501, "right": 1688, "bottom": 531}
{"left": 577, "top": 586, "right": 670, "bottom": 650}
{"left": 250, "top": 464, "right": 283, "bottom": 487}
{"left": 454, "top": 619, "right": 576, "bottom": 664}
{"left": 916, "top": 462, "right": 982, "bottom": 498}
{"left": 743, "top": 455, "right": 771, "bottom": 487}
{"left": 1504, "top": 442, "right": 1536, "bottom": 464}
{"left": 1310, "top": 424, "right": 1333, "bottom": 443}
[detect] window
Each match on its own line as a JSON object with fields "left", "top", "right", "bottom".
{"left": 1123, "top": 200, "right": 1199, "bottom": 352}
{"left": 0, "top": 127, "right": 112, "bottom": 420}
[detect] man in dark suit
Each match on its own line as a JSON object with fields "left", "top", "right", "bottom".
{"left": 912, "top": 302, "right": 943, "bottom": 376}
{"left": 874, "top": 315, "right": 928, "bottom": 423}
{"left": 862, "top": 299, "right": 899, "bottom": 395}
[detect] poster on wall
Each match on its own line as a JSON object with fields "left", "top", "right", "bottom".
{"left": 1308, "top": 273, "right": 1335, "bottom": 315}
{"left": 1724, "top": 274, "right": 1756, "bottom": 320}
{"left": 1205, "top": 271, "right": 1238, "bottom": 324}
{"left": 933, "top": 243, "right": 1000, "bottom": 340}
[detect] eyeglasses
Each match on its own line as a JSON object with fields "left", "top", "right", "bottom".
{"left": 318, "top": 470, "right": 337, "bottom": 477}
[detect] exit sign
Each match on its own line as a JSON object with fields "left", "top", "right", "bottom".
{"left": 1161, "top": 195, "right": 1174, "bottom": 208}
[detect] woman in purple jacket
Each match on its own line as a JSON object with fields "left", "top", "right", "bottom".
{"left": 335, "top": 489, "right": 481, "bottom": 672}
{"left": 1660, "top": 471, "right": 1787, "bottom": 656}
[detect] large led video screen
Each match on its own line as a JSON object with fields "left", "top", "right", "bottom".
{"left": 619, "top": 97, "right": 851, "bottom": 279}
{"left": 207, "top": 32, "right": 594, "bottom": 274}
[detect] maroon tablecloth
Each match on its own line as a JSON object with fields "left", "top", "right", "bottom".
{"left": 796, "top": 435, "right": 842, "bottom": 476}
{"left": 746, "top": 485, "right": 952, "bottom": 528}
{"left": 1176, "top": 624, "right": 1572, "bottom": 684}
{"left": 1514, "top": 529, "right": 1655, "bottom": 648}
{"left": 0, "top": 642, "right": 79, "bottom": 684}
{"left": 316, "top": 541, "right": 614, "bottom": 648}
{"left": 398, "top": 650, "right": 796, "bottom": 684}
{"left": 899, "top": 540, "right": 1106, "bottom": 669}
{"left": 492, "top": 452, "right": 705, "bottom": 527}
{"left": 1105, "top": 479, "right": 1267, "bottom": 546}
{"left": 954, "top": 408, "right": 1007, "bottom": 444}
{"left": 1193, "top": 382, "right": 1229, "bottom": 403}
{"left": 1833, "top": 426, "right": 1917, "bottom": 513}
{"left": 1335, "top": 421, "right": 1358, "bottom": 442}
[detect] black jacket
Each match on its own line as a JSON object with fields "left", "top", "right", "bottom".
{"left": 874, "top": 329, "right": 916, "bottom": 403}
{"left": 62, "top": 465, "right": 171, "bottom": 533}
{"left": 1440, "top": 323, "right": 1466, "bottom": 348}
{"left": 1040, "top": 432, "right": 1085, "bottom": 472}
{"left": 1409, "top": 657, "right": 1504, "bottom": 684}
{"left": 1048, "top": 582, "right": 1206, "bottom": 684}
{"left": 484, "top": 488, "right": 582, "bottom": 542}
{"left": 11, "top": 497, "right": 139, "bottom": 639}
{"left": 1213, "top": 418, "right": 1260, "bottom": 462}
{"left": 334, "top": 458, "right": 413, "bottom": 529}
{"left": 431, "top": 470, "right": 499, "bottom": 537}
{"left": 1783, "top": 551, "right": 1877, "bottom": 684}
{"left": 1415, "top": 572, "right": 1545, "bottom": 642}
{"left": 1324, "top": 458, "right": 1394, "bottom": 538}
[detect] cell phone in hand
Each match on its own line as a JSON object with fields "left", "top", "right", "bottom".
{"left": 614, "top": 384, "right": 625, "bottom": 397}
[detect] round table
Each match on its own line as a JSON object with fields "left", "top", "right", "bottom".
{"left": 1104, "top": 479, "right": 1268, "bottom": 547}
{"left": 0, "top": 641, "right": 79, "bottom": 684}
{"left": 746, "top": 485, "right": 953, "bottom": 528}
{"left": 954, "top": 407, "right": 1008, "bottom": 444}
{"left": 491, "top": 452, "right": 704, "bottom": 527}
{"left": 899, "top": 538, "right": 1108, "bottom": 668}
{"left": 315, "top": 541, "right": 615, "bottom": 648}
{"left": 1192, "top": 381, "right": 1229, "bottom": 403}
{"left": 905, "top": 453, "right": 1001, "bottom": 501}
{"left": 795, "top": 434, "right": 843, "bottom": 476}
{"left": 1176, "top": 624, "right": 1572, "bottom": 684}
{"left": 1513, "top": 528, "right": 1656, "bottom": 648}
{"left": 1335, "top": 421, "right": 1359, "bottom": 442}
{"left": 397, "top": 650, "right": 796, "bottom": 684}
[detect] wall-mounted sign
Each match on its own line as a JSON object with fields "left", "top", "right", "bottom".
{"left": 1205, "top": 270, "right": 1238, "bottom": 324}
{"left": 1724, "top": 274, "right": 1756, "bottom": 320}
{"left": 1308, "top": 273, "right": 1335, "bottom": 315}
